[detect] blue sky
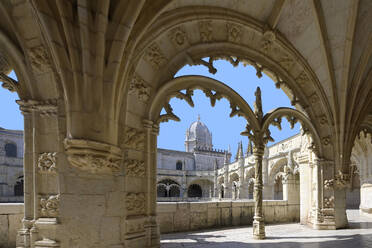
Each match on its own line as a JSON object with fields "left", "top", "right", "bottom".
{"left": 1, "top": 61, "right": 300, "bottom": 156}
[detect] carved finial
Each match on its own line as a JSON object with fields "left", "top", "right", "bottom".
{"left": 254, "top": 87, "right": 263, "bottom": 120}
{"left": 246, "top": 140, "right": 253, "bottom": 156}
{"left": 198, "top": 114, "right": 200, "bottom": 121}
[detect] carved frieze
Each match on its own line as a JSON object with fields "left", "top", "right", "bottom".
{"left": 122, "top": 127, "right": 145, "bottom": 150}
{"left": 144, "top": 43, "right": 167, "bottom": 69}
{"left": 28, "top": 46, "right": 50, "bottom": 72}
{"left": 16, "top": 99, "right": 58, "bottom": 116}
{"left": 128, "top": 74, "right": 151, "bottom": 103}
{"left": 40, "top": 194, "right": 60, "bottom": 218}
{"left": 226, "top": 23, "right": 242, "bottom": 43}
{"left": 125, "top": 192, "right": 146, "bottom": 215}
{"left": 125, "top": 159, "right": 145, "bottom": 177}
{"left": 198, "top": 21, "right": 213, "bottom": 42}
{"left": 168, "top": 27, "right": 188, "bottom": 46}
{"left": 64, "top": 139, "right": 122, "bottom": 173}
{"left": 38, "top": 152, "right": 57, "bottom": 173}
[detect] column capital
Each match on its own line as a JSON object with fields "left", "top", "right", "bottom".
{"left": 143, "top": 119, "right": 159, "bottom": 135}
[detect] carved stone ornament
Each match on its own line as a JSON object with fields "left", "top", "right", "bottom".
{"left": 125, "top": 192, "right": 146, "bottom": 215}
{"left": 324, "top": 196, "right": 334, "bottom": 208}
{"left": 28, "top": 46, "right": 50, "bottom": 72}
{"left": 129, "top": 74, "right": 151, "bottom": 102}
{"left": 324, "top": 170, "right": 350, "bottom": 189}
{"left": 296, "top": 71, "right": 309, "bottom": 88}
{"left": 64, "top": 139, "right": 122, "bottom": 173}
{"left": 122, "top": 127, "right": 145, "bottom": 150}
{"left": 144, "top": 43, "right": 167, "bottom": 69}
{"left": 261, "top": 29, "right": 276, "bottom": 54}
{"left": 125, "top": 159, "right": 145, "bottom": 177}
{"left": 226, "top": 23, "right": 242, "bottom": 43}
{"left": 16, "top": 99, "right": 58, "bottom": 116}
{"left": 38, "top": 152, "right": 57, "bottom": 173}
{"left": 40, "top": 194, "right": 60, "bottom": 218}
{"left": 168, "top": 26, "right": 188, "bottom": 46}
{"left": 198, "top": 21, "right": 213, "bottom": 42}
{"left": 278, "top": 53, "right": 294, "bottom": 71}
{"left": 0, "top": 72, "right": 19, "bottom": 92}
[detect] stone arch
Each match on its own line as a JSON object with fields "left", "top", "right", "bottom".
{"left": 187, "top": 184, "right": 203, "bottom": 198}
{"left": 269, "top": 158, "right": 288, "bottom": 184}
{"left": 121, "top": 7, "right": 334, "bottom": 160}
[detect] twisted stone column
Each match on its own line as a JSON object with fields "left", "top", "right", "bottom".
{"left": 253, "top": 144, "right": 265, "bottom": 239}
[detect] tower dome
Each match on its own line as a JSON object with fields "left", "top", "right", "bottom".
{"left": 185, "top": 115, "right": 213, "bottom": 152}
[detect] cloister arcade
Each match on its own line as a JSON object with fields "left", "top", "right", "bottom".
{"left": 0, "top": 0, "right": 371, "bottom": 247}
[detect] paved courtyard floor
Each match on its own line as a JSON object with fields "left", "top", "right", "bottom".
{"left": 161, "top": 210, "right": 372, "bottom": 247}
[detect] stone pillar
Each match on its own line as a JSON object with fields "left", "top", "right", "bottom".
{"left": 143, "top": 120, "right": 160, "bottom": 247}
{"left": 253, "top": 144, "right": 265, "bottom": 239}
{"left": 282, "top": 173, "right": 300, "bottom": 205}
{"left": 298, "top": 154, "right": 311, "bottom": 225}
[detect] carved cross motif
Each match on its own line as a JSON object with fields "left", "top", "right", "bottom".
{"left": 198, "top": 21, "right": 213, "bottom": 42}
{"left": 227, "top": 23, "right": 242, "bottom": 43}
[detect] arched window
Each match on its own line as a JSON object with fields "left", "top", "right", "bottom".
{"left": 14, "top": 175, "right": 24, "bottom": 196}
{"left": 157, "top": 185, "right": 167, "bottom": 197}
{"left": 169, "top": 185, "right": 180, "bottom": 197}
{"left": 176, "top": 161, "right": 182, "bottom": 170}
{"left": 5, "top": 143, "right": 17, "bottom": 157}
{"left": 187, "top": 184, "right": 202, "bottom": 198}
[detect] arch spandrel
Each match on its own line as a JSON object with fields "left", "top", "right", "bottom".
{"left": 122, "top": 7, "right": 334, "bottom": 159}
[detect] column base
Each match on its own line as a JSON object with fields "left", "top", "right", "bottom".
{"left": 252, "top": 217, "right": 265, "bottom": 240}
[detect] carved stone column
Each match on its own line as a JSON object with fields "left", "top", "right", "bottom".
{"left": 253, "top": 143, "right": 265, "bottom": 239}
{"left": 143, "top": 120, "right": 160, "bottom": 247}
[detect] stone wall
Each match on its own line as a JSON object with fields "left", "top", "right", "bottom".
{"left": 0, "top": 203, "right": 23, "bottom": 248}
{"left": 157, "top": 200, "right": 300, "bottom": 234}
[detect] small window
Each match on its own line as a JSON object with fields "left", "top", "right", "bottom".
{"left": 5, "top": 143, "right": 17, "bottom": 157}
{"left": 176, "top": 161, "right": 182, "bottom": 170}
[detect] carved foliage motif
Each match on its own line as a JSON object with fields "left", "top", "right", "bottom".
{"left": 324, "top": 196, "right": 334, "bottom": 208}
{"left": 198, "top": 21, "right": 213, "bottom": 42}
{"left": 38, "top": 152, "right": 57, "bottom": 172}
{"left": 16, "top": 99, "right": 58, "bottom": 116}
{"left": 144, "top": 43, "right": 167, "bottom": 69}
{"left": 28, "top": 46, "right": 50, "bottom": 72}
{"left": 296, "top": 71, "right": 309, "bottom": 88}
{"left": 122, "top": 127, "right": 145, "bottom": 150}
{"left": 169, "top": 27, "right": 188, "bottom": 46}
{"left": 129, "top": 74, "right": 151, "bottom": 102}
{"left": 226, "top": 23, "right": 242, "bottom": 43}
{"left": 324, "top": 170, "right": 350, "bottom": 189}
{"left": 125, "top": 192, "right": 146, "bottom": 215}
{"left": 125, "top": 159, "right": 145, "bottom": 177}
{"left": 40, "top": 194, "right": 60, "bottom": 218}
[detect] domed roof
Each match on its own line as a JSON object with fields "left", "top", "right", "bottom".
{"left": 185, "top": 115, "right": 212, "bottom": 150}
